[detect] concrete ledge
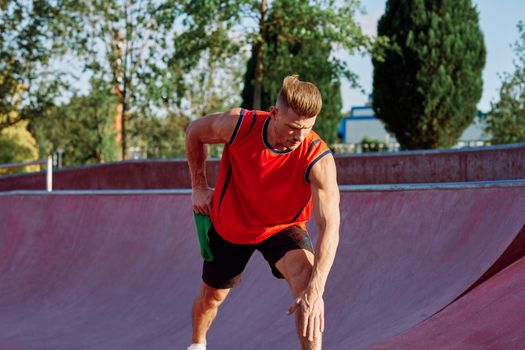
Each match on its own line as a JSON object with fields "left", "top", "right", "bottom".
{"left": 1, "top": 144, "right": 524, "bottom": 190}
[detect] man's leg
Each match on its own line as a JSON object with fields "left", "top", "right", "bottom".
{"left": 275, "top": 249, "right": 321, "bottom": 350}
{"left": 191, "top": 226, "right": 255, "bottom": 346}
{"left": 191, "top": 282, "right": 231, "bottom": 345}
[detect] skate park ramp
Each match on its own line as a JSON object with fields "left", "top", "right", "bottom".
{"left": 368, "top": 254, "right": 525, "bottom": 350}
{"left": 1, "top": 181, "right": 525, "bottom": 349}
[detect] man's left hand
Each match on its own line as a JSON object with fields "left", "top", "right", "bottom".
{"left": 287, "top": 289, "right": 325, "bottom": 341}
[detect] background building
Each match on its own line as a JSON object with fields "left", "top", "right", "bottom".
{"left": 336, "top": 96, "right": 491, "bottom": 153}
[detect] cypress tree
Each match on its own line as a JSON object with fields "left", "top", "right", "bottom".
{"left": 373, "top": 0, "right": 486, "bottom": 149}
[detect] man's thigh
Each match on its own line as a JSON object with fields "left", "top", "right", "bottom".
{"left": 257, "top": 226, "right": 314, "bottom": 284}
{"left": 202, "top": 226, "right": 255, "bottom": 289}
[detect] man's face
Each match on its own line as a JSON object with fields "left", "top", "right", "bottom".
{"left": 269, "top": 106, "right": 317, "bottom": 150}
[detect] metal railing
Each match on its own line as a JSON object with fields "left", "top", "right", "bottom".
{"left": 0, "top": 156, "right": 53, "bottom": 191}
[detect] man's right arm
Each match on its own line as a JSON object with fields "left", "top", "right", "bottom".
{"left": 185, "top": 108, "right": 242, "bottom": 215}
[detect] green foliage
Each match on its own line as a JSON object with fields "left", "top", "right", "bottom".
{"left": 373, "top": 0, "right": 486, "bottom": 149}
{"left": 129, "top": 112, "right": 190, "bottom": 159}
{"left": 57, "top": 0, "right": 246, "bottom": 158}
{"left": 0, "top": 0, "right": 65, "bottom": 131}
{"left": 485, "top": 22, "right": 525, "bottom": 144}
{"left": 179, "top": 53, "right": 246, "bottom": 118}
{"left": 1, "top": 0, "right": 373, "bottom": 164}
{"left": 360, "top": 136, "right": 386, "bottom": 153}
{"left": 170, "top": 0, "right": 251, "bottom": 120}
{"left": 240, "top": 0, "right": 369, "bottom": 146}
{"left": 0, "top": 120, "right": 39, "bottom": 175}
{"left": 57, "top": 0, "right": 186, "bottom": 159}
{"left": 30, "top": 80, "right": 117, "bottom": 166}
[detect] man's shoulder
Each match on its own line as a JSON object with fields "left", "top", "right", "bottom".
{"left": 232, "top": 108, "right": 270, "bottom": 123}
{"left": 305, "top": 131, "right": 328, "bottom": 150}
{"left": 308, "top": 130, "right": 324, "bottom": 142}
{"left": 303, "top": 131, "right": 331, "bottom": 165}
{"left": 253, "top": 109, "right": 270, "bottom": 118}
{"left": 223, "top": 107, "right": 243, "bottom": 119}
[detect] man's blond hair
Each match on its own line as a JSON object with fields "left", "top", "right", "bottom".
{"left": 276, "top": 75, "right": 322, "bottom": 118}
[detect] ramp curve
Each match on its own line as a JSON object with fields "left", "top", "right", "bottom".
{"left": 0, "top": 181, "right": 524, "bottom": 349}
{"left": 367, "top": 255, "right": 525, "bottom": 349}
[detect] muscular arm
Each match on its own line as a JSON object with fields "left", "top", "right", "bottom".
{"left": 185, "top": 108, "right": 241, "bottom": 215}
{"left": 308, "top": 153, "right": 340, "bottom": 296}
{"left": 293, "top": 153, "right": 340, "bottom": 341}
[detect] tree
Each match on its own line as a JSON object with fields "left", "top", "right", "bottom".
{"left": 240, "top": 0, "right": 368, "bottom": 145}
{"left": 183, "top": 0, "right": 370, "bottom": 145}
{"left": 134, "top": 0, "right": 247, "bottom": 158}
{"left": 0, "top": 119, "right": 39, "bottom": 175}
{"left": 171, "top": 0, "right": 246, "bottom": 117}
{"left": 129, "top": 111, "right": 191, "bottom": 158}
{"left": 59, "top": 0, "right": 183, "bottom": 160}
{"left": 60, "top": 0, "right": 246, "bottom": 159}
{"left": 373, "top": 0, "right": 486, "bottom": 149}
{"left": 0, "top": 0, "right": 64, "bottom": 132}
{"left": 30, "top": 79, "right": 118, "bottom": 166}
{"left": 485, "top": 21, "right": 525, "bottom": 144}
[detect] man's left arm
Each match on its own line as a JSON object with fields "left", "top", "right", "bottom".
{"left": 291, "top": 152, "right": 340, "bottom": 341}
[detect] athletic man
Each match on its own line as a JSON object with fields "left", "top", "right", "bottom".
{"left": 185, "top": 75, "right": 340, "bottom": 350}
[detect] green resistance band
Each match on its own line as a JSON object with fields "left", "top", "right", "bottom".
{"left": 193, "top": 212, "right": 214, "bottom": 262}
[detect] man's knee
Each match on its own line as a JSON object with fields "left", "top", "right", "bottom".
{"left": 277, "top": 251, "right": 314, "bottom": 296}
{"left": 290, "top": 263, "right": 312, "bottom": 295}
{"left": 199, "top": 284, "right": 230, "bottom": 309}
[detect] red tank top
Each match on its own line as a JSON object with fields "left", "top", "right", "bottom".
{"left": 210, "top": 109, "right": 331, "bottom": 244}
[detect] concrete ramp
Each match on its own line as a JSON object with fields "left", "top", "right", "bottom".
{"left": 329, "top": 183, "right": 525, "bottom": 349}
{"left": 367, "top": 254, "right": 525, "bottom": 350}
{"left": 0, "top": 182, "right": 524, "bottom": 349}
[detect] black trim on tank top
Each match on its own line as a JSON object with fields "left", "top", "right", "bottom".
{"left": 304, "top": 150, "right": 332, "bottom": 183}
{"left": 307, "top": 139, "right": 321, "bottom": 154}
{"left": 291, "top": 205, "right": 305, "bottom": 222}
{"left": 262, "top": 117, "right": 293, "bottom": 154}
{"left": 229, "top": 109, "right": 245, "bottom": 145}
{"left": 247, "top": 110, "right": 257, "bottom": 134}
{"left": 217, "top": 166, "right": 233, "bottom": 215}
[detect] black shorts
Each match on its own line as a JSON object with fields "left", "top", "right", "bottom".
{"left": 202, "top": 225, "right": 314, "bottom": 289}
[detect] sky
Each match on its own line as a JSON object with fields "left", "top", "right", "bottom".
{"left": 340, "top": 0, "right": 525, "bottom": 114}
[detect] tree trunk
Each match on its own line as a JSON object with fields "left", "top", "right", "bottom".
{"left": 120, "top": 97, "right": 127, "bottom": 160}
{"left": 111, "top": 30, "right": 126, "bottom": 159}
{"left": 253, "top": 0, "right": 267, "bottom": 110}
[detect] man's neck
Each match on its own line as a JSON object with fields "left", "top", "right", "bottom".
{"left": 266, "top": 119, "right": 288, "bottom": 151}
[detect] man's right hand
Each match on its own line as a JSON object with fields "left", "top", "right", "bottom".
{"left": 192, "top": 187, "right": 214, "bottom": 216}
{"left": 185, "top": 108, "right": 241, "bottom": 217}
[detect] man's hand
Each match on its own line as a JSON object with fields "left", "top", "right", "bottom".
{"left": 192, "top": 187, "right": 214, "bottom": 216}
{"left": 287, "top": 289, "right": 325, "bottom": 341}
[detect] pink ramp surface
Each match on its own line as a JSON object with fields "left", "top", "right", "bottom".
{"left": 368, "top": 255, "right": 525, "bottom": 350}
{"left": 0, "top": 182, "right": 524, "bottom": 349}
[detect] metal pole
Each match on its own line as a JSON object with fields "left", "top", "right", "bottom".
{"left": 46, "top": 155, "right": 53, "bottom": 192}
